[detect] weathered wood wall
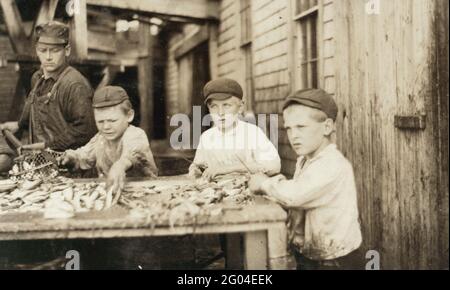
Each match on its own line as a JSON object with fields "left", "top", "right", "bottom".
{"left": 162, "top": 0, "right": 449, "bottom": 269}
{"left": 0, "top": 35, "right": 19, "bottom": 123}
{"left": 334, "top": 0, "right": 448, "bottom": 269}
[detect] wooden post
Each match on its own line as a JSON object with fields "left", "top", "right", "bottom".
{"left": 267, "top": 223, "right": 296, "bottom": 270}
{"left": 225, "top": 233, "right": 243, "bottom": 269}
{"left": 207, "top": 23, "right": 218, "bottom": 80}
{"left": 34, "top": 0, "right": 59, "bottom": 27}
{"left": 243, "top": 230, "right": 268, "bottom": 270}
{"left": 0, "top": 0, "right": 29, "bottom": 54}
{"left": 138, "top": 22, "right": 154, "bottom": 138}
{"left": 95, "top": 65, "right": 120, "bottom": 92}
{"left": 70, "top": 0, "right": 88, "bottom": 59}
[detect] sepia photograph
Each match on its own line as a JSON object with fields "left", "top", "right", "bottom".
{"left": 0, "top": 0, "right": 448, "bottom": 275}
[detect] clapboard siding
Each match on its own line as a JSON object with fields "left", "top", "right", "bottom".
{"left": 251, "top": 0, "right": 291, "bottom": 174}
{"left": 162, "top": 0, "right": 448, "bottom": 269}
{"left": 217, "top": 0, "right": 238, "bottom": 79}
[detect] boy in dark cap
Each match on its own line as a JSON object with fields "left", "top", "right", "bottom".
{"left": 0, "top": 21, "right": 96, "bottom": 172}
{"left": 60, "top": 86, "right": 158, "bottom": 194}
{"left": 189, "top": 78, "right": 281, "bottom": 181}
{"left": 248, "top": 89, "right": 362, "bottom": 270}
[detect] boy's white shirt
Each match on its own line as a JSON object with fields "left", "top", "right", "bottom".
{"left": 191, "top": 120, "right": 281, "bottom": 174}
{"left": 261, "top": 143, "right": 362, "bottom": 260}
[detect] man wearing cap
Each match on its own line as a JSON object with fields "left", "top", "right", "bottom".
{"left": 248, "top": 88, "right": 362, "bottom": 270}
{"left": 188, "top": 78, "right": 281, "bottom": 181}
{"left": 60, "top": 86, "right": 158, "bottom": 194}
{"left": 0, "top": 21, "right": 96, "bottom": 172}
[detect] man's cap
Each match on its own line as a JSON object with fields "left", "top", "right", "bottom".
{"left": 93, "top": 86, "right": 129, "bottom": 108}
{"left": 282, "top": 89, "right": 338, "bottom": 121}
{"left": 203, "top": 78, "right": 243, "bottom": 104}
{"left": 35, "top": 21, "right": 69, "bottom": 45}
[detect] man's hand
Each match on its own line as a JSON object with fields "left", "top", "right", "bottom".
{"left": 248, "top": 172, "right": 270, "bottom": 194}
{"left": 0, "top": 122, "right": 19, "bottom": 134}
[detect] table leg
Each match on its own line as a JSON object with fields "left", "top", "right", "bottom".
{"left": 267, "top": 223, "right": 296, "bottom": 270}
{"left": 243, "top": 231, "right": 268, "bottom": 270}
{"left": 224, "top": 233, "right": 243, "bottom": 269}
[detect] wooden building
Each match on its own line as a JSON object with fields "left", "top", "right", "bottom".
{"left": 0, "top": 0, "right": 448, "bottom": 269}
{"left": 162, "top": 0, "right": 448, "bottom": 269}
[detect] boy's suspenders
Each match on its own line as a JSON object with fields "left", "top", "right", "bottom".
{"left": 28, "top": 66, "right": 72, "bottom": 144}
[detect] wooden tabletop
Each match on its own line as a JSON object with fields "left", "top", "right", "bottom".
{"left": 0, "top": 175, "right": 287, "bottom": 240}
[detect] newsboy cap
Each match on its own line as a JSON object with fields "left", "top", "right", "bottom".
{"left": 282, "top": 89, "right": 338, "bottom": 121}
{"left": 93, "top": 86, "right": 129, "bottom": 108}
{"left": 35, "top": 21, "right": 70, "bottom": 45}
{"left": 203, "top": 78, "right": 243, "bottom": 104}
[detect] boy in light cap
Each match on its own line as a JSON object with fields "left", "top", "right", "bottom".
{"left": 248, "top": 88, "right": 362, "bottom": 270}
{"left": 188, "top": 78, "right": 281, "bottom": 181}
{"left": 60, "top": 86, "right": 158, "bottom": 194}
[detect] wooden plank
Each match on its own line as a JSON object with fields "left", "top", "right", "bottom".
{"left": 87, "top": 0, "right": 220, "bottom": 20}
{"left": 138, "top": 22, "right": 154, "bottom": 138}
{"left": 435, "top": 0, "right": 449, "bottom": 270}
{"left": 243, "top": 230, "right": 268, "bottom": 270}
{"left": 0, "top": 0, "right": 30, "bottom": 54}
{"left": 225, "top": 233, "right": 243, "bottom": 269}
{"left": 208, "top": 23, "right": 219, "bottom": 79}
{"left": 34, "top": 0, "right": 59, "bottom": 27}
{"left": 95, "top": 65, "right": 120, "bottom": 91}
{"left": 70, "top": 0, "right": 88, "bottom": 59}
{"left": 0, "top": 222, "right": 282, "bottom": 241}
{"left": 266, "top": 223, "right": 291, "bottom": 270}
{"left": 174, "top": 25, "right": 209, "bottom": 59}
{"left": 88, "top": 30, "right": 117, "bottom": 54}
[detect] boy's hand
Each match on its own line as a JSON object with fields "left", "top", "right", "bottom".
{"left": 188, "top": 163, "right": 207, "bottom": 179}
{"left": 202, "top": 165, "right": 228, "bottom": 181}
{"left": 106, "top": 161, "right": 127, "bottom": 196}
{"left": 248, "top": 172, "right": 270, "bottom": 194}
{"left": 58, "top": 151, "right": 76, "bottom": 168}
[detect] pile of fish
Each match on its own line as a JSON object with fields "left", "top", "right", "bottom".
{"left": 0, "top": 177, "right": 116, "bottom": 218}
{"left": 125, "top": 175, "right": 254, "bottom": 228}
{"left": 0, "top": 174, "right": 254, "bottom": 224}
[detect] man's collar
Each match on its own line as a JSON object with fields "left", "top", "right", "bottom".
{"left": 41, "top": 63, "right": 69, "bottom": 80}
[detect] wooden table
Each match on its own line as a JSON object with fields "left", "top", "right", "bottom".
{"left": 0, "top": 176, "right": 294, "bottom": 270}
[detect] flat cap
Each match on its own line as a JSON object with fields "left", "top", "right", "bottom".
{"left": 282, "top": 89, "right": 338, "bottom": 121}
{"left": 35, "top": 21, "right": 69, "bottom": 45}
{"left": 203, "top": 78, "right": 243, "bottom": 104}
{"left": 93, "top": 86, "right": 129, "bottom": 108}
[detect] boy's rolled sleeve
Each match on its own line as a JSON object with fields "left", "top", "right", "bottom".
{"left": 68, "top": 134, "right": 98, "bottom": 170}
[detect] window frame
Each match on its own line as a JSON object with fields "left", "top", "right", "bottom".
{"left": 290, "top": 0, "right": 324, "bottom": 91}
